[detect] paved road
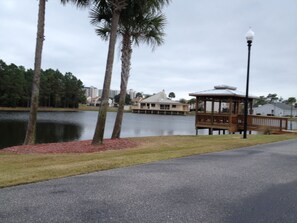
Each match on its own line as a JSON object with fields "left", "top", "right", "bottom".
{"left": 1, "top": 139, "right": 297, "bottom": 223}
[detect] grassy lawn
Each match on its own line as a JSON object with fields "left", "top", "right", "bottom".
{"left": 1, "top": 134, "right": 296, "bottom": 188}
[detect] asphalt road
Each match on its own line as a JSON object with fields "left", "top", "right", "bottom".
{"left": 1, "top": 139, "right": 297, "bottom": 223}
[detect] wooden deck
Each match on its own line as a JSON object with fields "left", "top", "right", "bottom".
{"left": 132, "top": 109, "right": 187, "bottom": 115}
{"left": 195, "top": 113, "right": 288, "bottom": 133}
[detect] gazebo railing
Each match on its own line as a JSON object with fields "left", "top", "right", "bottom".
{"left": 238, "top": 115, "right": 288, "bottom": 131}
{"left": 196, "top": 113, "right": 288, "bottom": 132}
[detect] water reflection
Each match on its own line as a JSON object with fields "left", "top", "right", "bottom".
{"left": 36, "top": 122, "right": 82, "bottom": 143}
{"left": 0, "top": 120, "right": 27, "bottom": 148}
{"left": 0, "top": 111, "right": 197, "bottom": 149}
{"left": 0, "top": 119, "right": 82, "bottom": 149}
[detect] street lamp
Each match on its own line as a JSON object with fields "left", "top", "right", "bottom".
{"left": 243, "top": 28, "right": 254, "bottom": 139}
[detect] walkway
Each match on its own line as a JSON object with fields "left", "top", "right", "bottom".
{"left": 1, "top": 139, "right": 297, "bottom": 222}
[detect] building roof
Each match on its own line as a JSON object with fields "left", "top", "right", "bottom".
{"left": 189, "top": 85, "right": 258, "bottom": 99}
{"left": 259, "top": 102, "right": 296, "bottom": 111}
{"left": 142, "top": 90, "right": 182, "bottom": 104}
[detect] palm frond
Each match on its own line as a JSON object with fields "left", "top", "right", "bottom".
{"left": 60, "top": 0, "right": 91, "bottom": 8}
{"left": 89, "top": 0, "right": 112, "bottom": 26}
{"left": 95, "top": 27, "right": 111, "bottom": 41}
{"left": 129, "top": 12, "right": 166, "bottom": 49}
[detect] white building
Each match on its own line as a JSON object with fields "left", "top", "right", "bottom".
{"left": 128, "top": 89, "right": 136, "bottom": 99}
{"left": 98, "top": 89, "right": 119, "bottom": 98}
{"left": 131, "top": 90, "right": 189, "bottom": 115}
{"left": 84, "top": 86, "right": 99, "bottom": 98}
{"left": 253, "top": 103, "right": 297, "bottom": 117}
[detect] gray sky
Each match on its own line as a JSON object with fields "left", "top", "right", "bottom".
{"left": 0, "top": 0, "right": 296, "bottom": 100}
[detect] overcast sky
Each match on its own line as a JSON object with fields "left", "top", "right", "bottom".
{"left": 0, "top": 0, "right": 296, "bottom": 100}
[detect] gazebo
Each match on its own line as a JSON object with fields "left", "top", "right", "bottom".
{"left": 189, "top": 85, "right": 288, "bottom": 135}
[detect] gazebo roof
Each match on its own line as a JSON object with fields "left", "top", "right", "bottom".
{"left": 189, "top": 85, "right": 258, "bottom": 99}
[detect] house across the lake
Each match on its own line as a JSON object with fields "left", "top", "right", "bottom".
{"left": 253, "top": 103, "right": 297, "bottom": 117}
{"left": 131, "top": 90, "right": 189, "bottom": 115}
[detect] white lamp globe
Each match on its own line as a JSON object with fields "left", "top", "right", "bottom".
{"left": 246, "top": 28, "right": 255, "bottom": 42}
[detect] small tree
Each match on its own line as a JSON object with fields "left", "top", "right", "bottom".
{"left": 136, "top": 92, "right": 143, "bottom": 98}
{"left": 179, "top": 98, "right": 187, "bottom": 104}
{"left": 168, "top": 92, "right": 175, "bottom": 99}
{"left": 267, "top": 93, "right": 278, "bottom": 103}
{"left": 114, "top": 94, "right": 131, "bottom": 104}
{"left": 254, "top": 95, "right": 267, "bottom": 107}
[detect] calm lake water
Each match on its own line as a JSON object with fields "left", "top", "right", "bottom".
{"left": 1, "top": 111, "right": 296, "bottom": 149}
{"left": 0, "top": 111, "right": 197, "bottom": 149}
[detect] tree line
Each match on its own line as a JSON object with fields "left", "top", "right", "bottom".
{"left": 0, "top": 59, "right": 86, "bottom": 108}
{"left": 254, "top": 93, "right": 296, "bottom": 108}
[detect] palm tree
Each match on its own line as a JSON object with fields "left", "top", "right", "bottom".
{"left": 90, "top": 0, "right": 168, "bottom": 139}
{"left": 24, "top": 0, "right": 46, "bottom": 145}
{"left": 24, "top": 0, "right": 93, "bottom": 145}
{"left": 61, "top": 0, "right": 127, "bottom": 145}
{"left": 91, "top": 0, "right": 127, "bottom": 145}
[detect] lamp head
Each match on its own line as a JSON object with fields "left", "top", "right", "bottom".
{"left": 245, "top": 28, "right": 255, "bottom": 42}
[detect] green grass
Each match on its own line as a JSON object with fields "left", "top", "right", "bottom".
{"left": 0, "top": 134, "right": 296, "bottom": 188}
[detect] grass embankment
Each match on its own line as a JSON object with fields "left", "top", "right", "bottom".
{"left": 1, "top": 134, "right": 296, "bottom": 188}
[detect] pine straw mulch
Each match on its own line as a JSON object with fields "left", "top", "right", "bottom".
{"left": 0, "top": 139, "right": 139, "bottom": 154}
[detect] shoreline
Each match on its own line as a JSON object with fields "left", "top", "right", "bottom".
{"left": 0, "top": 106, "right": 119, "bottom": 112}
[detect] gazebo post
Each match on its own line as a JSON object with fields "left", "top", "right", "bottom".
{"left": 219, "top": 100, "right": 222, "bottom": 114}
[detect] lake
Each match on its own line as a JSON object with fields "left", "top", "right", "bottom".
{"left": 0, "top": 111, "right": 197, "bottom": 149}
{"left": 1, "top": 111, "right": 296, "bottom": 149}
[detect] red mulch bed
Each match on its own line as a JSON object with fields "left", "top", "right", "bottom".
{"left": 0, "top": 139, "right": 139, "bottom": 154}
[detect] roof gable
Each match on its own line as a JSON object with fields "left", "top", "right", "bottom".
{"left": 142, "top": 91, "right": 182, "bottom": 104}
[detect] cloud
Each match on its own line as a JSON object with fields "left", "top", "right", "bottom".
{"left": 0, "top": 0, "right": 296, "bottom": 100}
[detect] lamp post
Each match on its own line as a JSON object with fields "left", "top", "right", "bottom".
{"left": 243, "top": 28, "right": 254, "bottom": 139}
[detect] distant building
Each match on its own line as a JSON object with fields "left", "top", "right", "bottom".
{"left": 131, "top": 90, "right": 189, "bottom": 115}
{"left": 109, "top": 89, "right": 120, "bottom": 99}
{"left": 97, "top": 89, "right": 119, "bottom": 98}
{"left": 87, "top": 96, "right": 113, "bottom": 107}
{"left": 253, "top": 103, "right": 297, "bottom": 117}
{"left": 128, "top": 89, "right": 136, "bottom": 99}
{"left": 84, "top": 86, "right": 99, "bottom": 98}
{"left": 98, "top": 89, "right": 103, "bottom": 97}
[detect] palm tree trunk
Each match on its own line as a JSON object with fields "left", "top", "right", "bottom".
{"left": 92, "top": 0, "right": 126, "bottom": 145}
{"left": 24, "top": 0, "right": 46, "bottom": 145}
{"left": 111, "top": 33, "right": 132, "bottom": 139}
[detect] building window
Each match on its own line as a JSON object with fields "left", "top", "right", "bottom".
{"left": 160, "top": 104, "right": 170, "bottom": 110}
{"left": 172, "top": 105, "right": 176, "bottom": 108}
{"left": 151, "top": 104, "right": 155, "bottom": 107}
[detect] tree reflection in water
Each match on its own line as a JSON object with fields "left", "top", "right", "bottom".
{"left": 0, "top": 120, "right": 82, "bottom": 149}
